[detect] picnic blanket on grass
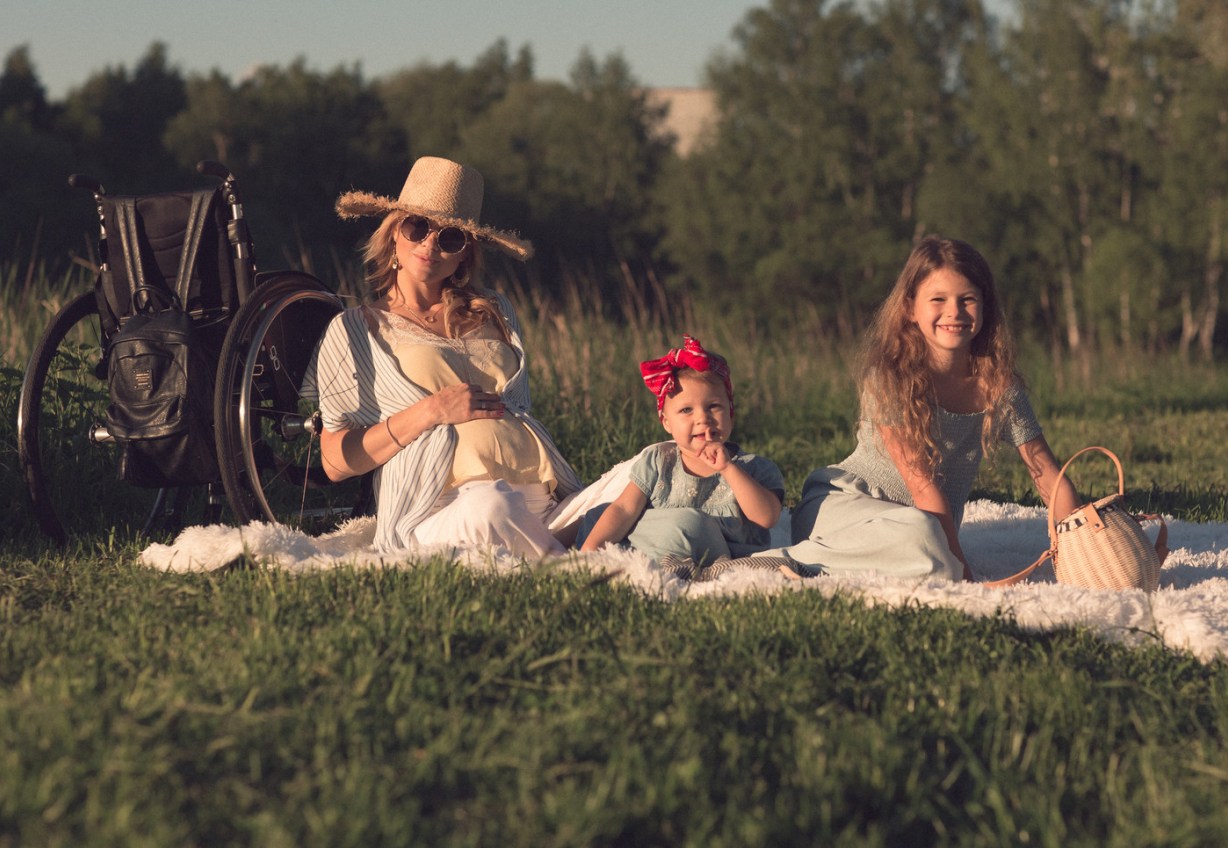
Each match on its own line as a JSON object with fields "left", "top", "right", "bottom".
{"left": 140, "top": 499, "right": 1228, "bottom": 662}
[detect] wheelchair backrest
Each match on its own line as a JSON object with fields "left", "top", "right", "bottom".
{"left": 95, "top": 187, "right": 242, "bottom": 338}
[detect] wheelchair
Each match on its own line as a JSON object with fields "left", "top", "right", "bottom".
{"left": 17, "top": 161, "right": 368, "bottom": 543}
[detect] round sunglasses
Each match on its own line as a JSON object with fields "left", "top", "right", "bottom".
{"left": 398, "top": 215, "right": 470, "bottom": 255}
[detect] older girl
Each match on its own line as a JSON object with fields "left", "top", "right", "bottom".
{"left": 768, "top": 236, "right": 1078, "bottom": 580}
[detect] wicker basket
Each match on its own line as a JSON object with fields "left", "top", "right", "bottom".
{"left": 986, "top": 446, "right": 1167, "bottom": 592}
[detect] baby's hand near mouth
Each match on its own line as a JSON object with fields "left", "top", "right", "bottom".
{"left": 697, "top": 433, "right": 730, "bottom": 471}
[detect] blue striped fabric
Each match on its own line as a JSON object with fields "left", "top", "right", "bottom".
{"left": 311, "top": 290, "right": 582, "bottom": 551}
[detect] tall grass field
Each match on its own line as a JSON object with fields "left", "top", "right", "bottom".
{"left": 3, "top": 261, "right": 1228, "bottom": 846}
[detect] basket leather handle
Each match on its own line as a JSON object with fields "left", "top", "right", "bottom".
{"left": 1136, "top": 512, "right": 1170, "bottom": 566}
{"left": 982, "top": 548, "right": 1053, "bottom": 588}
{"left": 1046, "top": 446, "right": 1124, "bottom": 544}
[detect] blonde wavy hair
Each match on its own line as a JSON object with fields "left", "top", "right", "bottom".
{"left": 860, "top": 236, "right": 1022, "bottom": 477}
{"left": 361, "top": 212, "right": 510, "bottom": 343}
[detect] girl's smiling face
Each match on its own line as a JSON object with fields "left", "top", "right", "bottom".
{"left": 909, "top": 267, "right": 983, "bottom": 358}
{"left": 659, "top": 371, "right": 732, "bottom": 457}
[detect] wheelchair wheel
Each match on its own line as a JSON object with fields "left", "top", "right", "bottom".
{"left": 213, "top": 271, "right": 368, "bottom": 532}
{"left": 17, "top": 291, "right": 205, "bottom": 543}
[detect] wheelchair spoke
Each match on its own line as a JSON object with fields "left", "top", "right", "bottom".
{"left": 18, "top": 292, "right": 206, "bottom": 542}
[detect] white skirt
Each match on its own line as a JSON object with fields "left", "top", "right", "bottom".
{"left": 411, "top": 480, "right": 562, "bottom": 558}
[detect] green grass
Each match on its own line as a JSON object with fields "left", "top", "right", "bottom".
{"left": 5, "top": 267, "right": 1228, "bottom": 844}
{"left": 3, "top": 557, "right": 1228, "bottom": 847}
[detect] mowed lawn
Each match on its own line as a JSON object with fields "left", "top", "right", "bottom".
{"left": 4, "top": 278, "right": 1228, "bottom": 845}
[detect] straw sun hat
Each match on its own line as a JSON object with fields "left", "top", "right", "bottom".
{"left": 335, "top": 156, "right": 533, "bottom": 260}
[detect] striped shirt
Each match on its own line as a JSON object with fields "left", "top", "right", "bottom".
{"left": 309, "top": 289, "right": 582, "bottom": 551}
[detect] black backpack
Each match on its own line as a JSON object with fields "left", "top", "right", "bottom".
{"left": 98, "top": 189, "right": 230, "bottom": 488}
{"left": 105, "top": 289, "right": 219, "bottom": 487}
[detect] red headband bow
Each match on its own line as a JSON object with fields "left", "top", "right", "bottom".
{"left": 639, "top": 335, "right": 734, "bottom": 417}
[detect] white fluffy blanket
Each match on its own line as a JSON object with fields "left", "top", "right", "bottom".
{"left": 140, "top": 501, "right": 1228, "bottom": 662}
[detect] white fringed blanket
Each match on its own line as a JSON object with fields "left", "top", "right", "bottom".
{"left": 140, "top": 501, "right": 1228, "bottom": 661}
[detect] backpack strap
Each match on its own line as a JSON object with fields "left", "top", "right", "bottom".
{"left": 174, "top": 189, "right": 214, "bottom": 309}
{"left": 116, "top": 198, "right": 181, "bottom": 315}
{"left": 114, "top": 198, "right": 148, "bottom": 309}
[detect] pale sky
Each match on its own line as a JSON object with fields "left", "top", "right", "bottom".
{"left": 6, "top": 0, "right": 761, "bottom": 97}
{"left": 7, "top": 0, "right": 1016, "bottom": 99}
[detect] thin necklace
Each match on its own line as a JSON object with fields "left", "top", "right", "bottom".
{"left": 403, "top": 303, "right": 440, "bottom": 324}
{"left": 389, "top": 296, "right": 442, "bottom": 326}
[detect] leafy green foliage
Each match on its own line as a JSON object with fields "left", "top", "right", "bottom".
{"left": 458, "top": 51, "right": 672, "bottom": 307}
{"left": 660, "top": 0, "right": 980, "bottom": 326}
{"left": 59, "top": 43, "right": 187, "bottom": 195}
{"left": 5, "top": 2, "right": 1228, "bottom": 353}
{"left": 163, "top": 61, "right": 405, "bottom": 271}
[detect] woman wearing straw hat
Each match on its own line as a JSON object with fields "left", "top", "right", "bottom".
{"left": 312, "top": 156, "right": 582, "bottom": 555}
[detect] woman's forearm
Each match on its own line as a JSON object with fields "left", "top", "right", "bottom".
{"left": 320, "top": 395, "right": 442, "bottom": 481}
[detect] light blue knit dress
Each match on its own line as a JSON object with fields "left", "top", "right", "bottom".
{"left": 770, "top": 384, "right": 1042, "bottom": 579}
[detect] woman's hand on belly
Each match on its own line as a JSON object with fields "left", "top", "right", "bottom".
{"left": 319, "top": 384, "right": 506, "bottom": 482}
{"left": 431, "top": 383, "right": 505, "bottom": 425}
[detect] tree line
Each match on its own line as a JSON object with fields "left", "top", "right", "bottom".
{"left": 1, "top": 0, "right": 1225, "bottom": 357}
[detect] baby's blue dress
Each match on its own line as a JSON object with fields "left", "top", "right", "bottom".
{"left": 576, "top": 441, "right": 784, "bottom": 565}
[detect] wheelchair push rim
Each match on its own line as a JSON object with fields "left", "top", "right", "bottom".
{"left": 213, "top": 272, "right": 367, "bottom": 533}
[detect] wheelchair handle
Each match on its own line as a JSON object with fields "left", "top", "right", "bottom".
{"left": 196, "top": 160, "right": 234, "bottom": 181}
{"left": 196, "top": 160, "right": 254, "bottom": 302}
{"left": 196, "top": 159, "right": 246, "bottom": 209}
{"left": 68, "top": 173, "right": 105, "bottom": 195}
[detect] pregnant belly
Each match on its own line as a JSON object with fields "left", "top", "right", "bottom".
{"left": 450, "top": 418, "right": 554, "bottom": 488}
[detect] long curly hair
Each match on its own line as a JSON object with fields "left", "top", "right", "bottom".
{"left": 859, "top": 236, "right": 1022, "bottom": 477}
{"left": 361, "top": 212, "right": 510, "bottom": 343}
